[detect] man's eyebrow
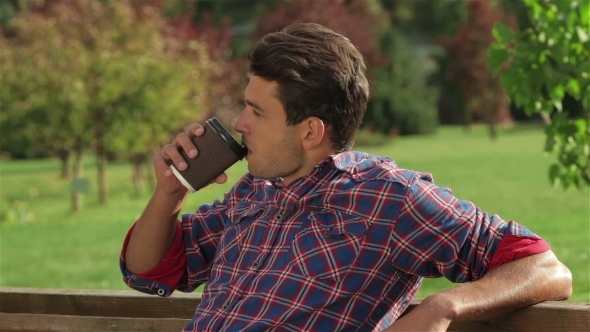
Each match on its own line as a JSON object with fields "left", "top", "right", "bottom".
{"left": 245, "top": 99, "right": 267, "bottom": 113}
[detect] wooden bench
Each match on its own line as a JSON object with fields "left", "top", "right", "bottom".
{"left": 1, "top": 287, "right": 588, "bottom": 331}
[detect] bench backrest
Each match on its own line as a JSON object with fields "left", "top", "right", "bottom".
{"left": 1, "top": 287, "right": 588, "bottom": 331}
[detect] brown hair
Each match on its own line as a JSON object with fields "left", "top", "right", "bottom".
{"left": 248, "top": 23, "right": 369, "bottom": 152}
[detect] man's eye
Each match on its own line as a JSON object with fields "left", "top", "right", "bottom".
{"left": 252, "top": 109, "right": 261, "bottom": 116}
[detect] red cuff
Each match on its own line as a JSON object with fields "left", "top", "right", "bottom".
{"left": 121, "top": 221, "right": 187, "bottom": 287}
{"left": 488, "top": 235, "right": 551, "bottom": 270}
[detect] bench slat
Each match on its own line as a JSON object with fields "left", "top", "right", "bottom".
{"left": 1, "top": 287, "right": 589, "bottom": 331}
{"left": 447, "top": 302, "right": 590, "bottom": 331}
{"left": 0, "top": 313, "right": 189, "bottom": 332}
{"left": 0, "top": 287, "right": 199, "bottom": 318}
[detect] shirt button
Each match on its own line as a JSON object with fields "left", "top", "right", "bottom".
{"left": 276, "top": 214, "right": 283, "bottom": 220}
{"left": 222, "top": 304, "right": 229, "bottom": 310}
{"left": 324, "top": 232, "right": 331, "bottom": 238}
{"left": 156, "top": 289, "right": 165, "bottom": 296}
{"left": 253, "top": 261, "right": 259, "bottom": 267}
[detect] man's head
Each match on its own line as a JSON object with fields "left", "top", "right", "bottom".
{"left": 247, "top": 22, "right": 369, "bottom": 152}
{"left": 235, "top": 23, "right": 369, "bottom": 184}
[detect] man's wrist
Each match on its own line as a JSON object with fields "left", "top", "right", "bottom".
{"left": 153, "top": 183, "right": 188, "bottom": 212}
{"left": 421, "top": 292, "right": 460, "bottom": 322}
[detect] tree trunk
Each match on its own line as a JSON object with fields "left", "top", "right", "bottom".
{"left": 57, "top": 149, "right": 71, "bottom": 179}
{"left": 96, "top": 143, "right": 107, "bottom": 205}
{"left": 488, "top": 113, "right": 498, "bottom": 139}
{"left": 463, "top": 105, "right": 473, "bottom": 133}
{"left": 71, "top": 147, "right": 83, "bottom": 212}
{"left": 133, "top": 160, "right": 144, "bottom": 197}
{"left": 487, "top": 89, "right": 498, "bottom": 140}
{"left": 146, "top": 160, "right": 155, "bottom": 192}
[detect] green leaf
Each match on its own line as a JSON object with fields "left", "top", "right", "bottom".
{"left": 488, "top": 44, "right": 509, "bottom": 75}
{"left": 552, "top": 85, "right": 565, "bottom": 99}
{"left": 576, "top": 26, "right": 589, "bottom": 43}
{"left": 493, "top": 22, "right": 515, "bottom": 43}
{"left": 538, "top": 50, "right": 548, "bottom": 63}
{"left": 574, "top": 118, "right": 588, "bottom": 134}
{"left": 544, "top": 135, "right": 555, "bottom": 153}
{"left": 567, "top": 79, "right": 581, "bottom": 99}
{"left": 548, "top": 163, "right": 561, "bottom": 187}
{"left": 552, "top": 98, "right": 563, "bottom": 112}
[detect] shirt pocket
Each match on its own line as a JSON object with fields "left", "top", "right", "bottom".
{"left": 288, "top": 210, "right": 369, "bottom": 282}
{"left": 216, "top": 204, "right": 265, "bottom": 263}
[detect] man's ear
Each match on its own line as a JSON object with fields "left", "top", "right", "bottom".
{"left": 300, "top": 117, "right": 326, "bottom": 150}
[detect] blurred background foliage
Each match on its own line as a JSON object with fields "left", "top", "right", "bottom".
{"left": 0, "top": 0, "right": 588, "bottom": 302}
{"left": 0, "top": 0, "right": 588, "bottom": 207}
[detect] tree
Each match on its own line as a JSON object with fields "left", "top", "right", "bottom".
{"left": 364, "top": 27, "right": 439, "bottom": 136}
{"left": 160, "top": 0, "right": 252, "bottom": 132}
{"left": 440, "top": 0, "right": 517, "bottom": 138}
{"left": 192, "top": 11, "right": 249, "bottom": 130}
{"left": 0, "top": 0, "right": 92, "bottom": 182}
{"left": 489, "top": 0, "right": 590, "bottom": 189}
{"left": 0, "top": 0, "right": 210, "bottom": 208}
{"left": 252, "top": 0, "right": 389, "bottom": 71}
{"left": 380, "top": 0, "right": 467, "bottom": 40}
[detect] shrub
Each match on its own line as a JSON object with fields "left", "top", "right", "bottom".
{"left": 364, "top": 27, "right": 439, "bottom": 136}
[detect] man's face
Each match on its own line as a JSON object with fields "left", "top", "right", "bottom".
{"left": 234, "top": 75, "right": 305, "bottom": 183}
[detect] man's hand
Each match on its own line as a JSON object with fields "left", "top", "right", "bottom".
{"left": 154, "top": 123, "right": 227, "bottom": 195}
{"left": 125, "top": 123, "right": 230, "bottom": 274}
{"left": 381, "top": 296, "right": 452, "bottom": 332}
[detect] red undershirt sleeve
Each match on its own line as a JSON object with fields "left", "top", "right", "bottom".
{"left": 487, "top": 234, "right": 551, "bottom": 271}
{"left": 120, "top": 221, "right": 187, "bottom": 287}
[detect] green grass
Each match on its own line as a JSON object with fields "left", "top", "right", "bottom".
{"left": 1, "top": 125, "right": 588, "bottom": 302}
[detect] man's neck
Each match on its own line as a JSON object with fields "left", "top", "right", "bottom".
{"left": 282, "top": 147, "right": 336, "bottom": 186}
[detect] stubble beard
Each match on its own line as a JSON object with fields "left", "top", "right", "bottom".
{"left": 249, "top": 132, "right": 304, "bottom": 181}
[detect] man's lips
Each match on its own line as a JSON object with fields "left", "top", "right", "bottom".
{"left": 241, "top": 139, "right": 251, "bottom": 157}
{"left": 241, "top": 138, "right": 250, "bottom": 152}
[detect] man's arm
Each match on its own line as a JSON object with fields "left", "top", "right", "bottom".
{"left": 124, "top": 123, "right": 226, "bottom": 274}
{"left": 384, "top": 250, "right": 572, "bottom": 331}
{"left": 124, "top": 185, "right": 188, "bottom": 274}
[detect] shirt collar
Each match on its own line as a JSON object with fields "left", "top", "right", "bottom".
{"left": 318, "top": 151, "right": 390, "bottom": 174}
{"left": 268, "top": 151, "right": 390, "bottom": 196}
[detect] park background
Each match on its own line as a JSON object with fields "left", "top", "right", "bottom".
{"left": 0, "top": 0, "right": 588, "bottom": 303}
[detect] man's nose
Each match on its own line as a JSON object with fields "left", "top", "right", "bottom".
{"left": 234, "top": 111, "right": 246, "bottom": 134}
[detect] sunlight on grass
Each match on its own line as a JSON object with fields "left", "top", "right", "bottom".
{"left": 1, "top": 126, "right": 588, "bottom": 302}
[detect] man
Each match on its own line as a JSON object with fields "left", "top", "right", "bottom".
{"left": 121, "top": 23, "right": 572, "bottom": 331}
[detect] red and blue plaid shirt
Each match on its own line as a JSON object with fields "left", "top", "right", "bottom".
{"left": 121, "top": 151, "right": 549, "bottom": 331}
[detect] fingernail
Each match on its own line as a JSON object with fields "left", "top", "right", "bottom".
{"left": 189, "top": 149, "right": 197, "bottom": 158}
{"left": 179, "top": 162, "right": 188, "bottom": 170}
{"left": 195, "top": 127, "right": 204, "bottom": 135}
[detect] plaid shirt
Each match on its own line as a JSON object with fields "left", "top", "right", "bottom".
{"left": 121, "top": 151, "right": 548, "bottom": 331}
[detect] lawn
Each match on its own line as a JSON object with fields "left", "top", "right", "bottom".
{"left": 1, "top": 125, "right": 588, "bottom": 302}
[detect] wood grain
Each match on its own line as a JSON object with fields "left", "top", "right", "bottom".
{"left": 0, "top": 313, "right": 189, "bottom": 332}
{"left": 1, "top": 287, "right": 589, "bottom": 331}
{"left": 0, "top": 287, "right": 199, "bottom": 318}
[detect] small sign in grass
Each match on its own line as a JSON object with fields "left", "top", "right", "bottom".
{"left": 69, "top": 177, "right": 91, "bottom": 194}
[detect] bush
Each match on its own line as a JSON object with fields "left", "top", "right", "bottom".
{"left": 364, "top": 27, "right": 439, "bottom": 136}
{"left": 353, "top": 129, "right": 392, "bottom": 147}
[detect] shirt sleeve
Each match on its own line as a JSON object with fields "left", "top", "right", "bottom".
{"left": 119, "top": 196, "right": 231, "bottom": 297}
{"left": 390, "top": 173, "right": 550, "bottom": 282}
{"left": 119, "top": 221, "right": 187, "bottom": 297}
{"left": 488, "top": 234, "right": 550, "bottom": 270}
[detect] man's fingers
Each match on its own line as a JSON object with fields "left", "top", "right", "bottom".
{"left": 161, "top": 142, "right": 188, "bottom": 171}
{"left": 175, "top": 133, "right": 198, "bottom": 159}
{"left": 153, "top": 153, "right": 173, "bottom": 177}
{"left": 214, "top": 173, "right": 228, "bottom": 184}
{"left": 185, "top": 123, "right": 205, "bottom": 137}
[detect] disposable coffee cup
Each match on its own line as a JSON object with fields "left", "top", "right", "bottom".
{"left": 171, "top": 118, "right": 246, "bottom": 192}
